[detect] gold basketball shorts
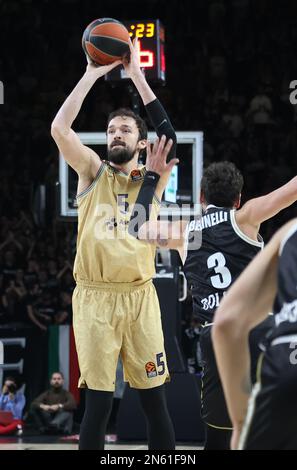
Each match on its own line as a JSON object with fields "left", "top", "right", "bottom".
{"left": 72, "top": 279, "right": 169, "bottom": 391}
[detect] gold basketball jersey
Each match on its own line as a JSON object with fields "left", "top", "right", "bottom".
{"left": 73, "top": 162, "right": 160, "bottom": 285}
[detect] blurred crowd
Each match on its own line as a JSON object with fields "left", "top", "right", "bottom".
{"left": 1, "top": 0, "right": 297, "bottom": 328}
{"left": 0, "top": 211, "right": 75, "bottom": 326}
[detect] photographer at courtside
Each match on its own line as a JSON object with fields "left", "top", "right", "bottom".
{"left": 0, "top": 376, "right": 25, "bottom": 435}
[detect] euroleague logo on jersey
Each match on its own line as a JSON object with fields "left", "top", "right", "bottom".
{"left": 130, "top": 170, "right": 143, "bottom": 182}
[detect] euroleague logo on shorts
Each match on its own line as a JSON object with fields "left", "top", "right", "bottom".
{"left": 145, "top": 361, "right": 158, "bottom": 378}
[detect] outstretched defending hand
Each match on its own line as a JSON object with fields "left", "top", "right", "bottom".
{"left": 146, "top": 135, "right": 179, "bottom": 177}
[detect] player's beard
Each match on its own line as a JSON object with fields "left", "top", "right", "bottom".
{"left": 107, "top": 144, "right": 135, "bottom": 164}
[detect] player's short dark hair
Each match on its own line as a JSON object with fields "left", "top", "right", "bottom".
{"left": 201, "top": 161, "right": 244, "bottom": 207}
{"left": 107, "top": 108, "right": 148, "bottom": 141}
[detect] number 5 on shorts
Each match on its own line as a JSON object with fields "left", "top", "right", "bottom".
{"left": 156, "top": 352, "right": 165, "bottom": 375}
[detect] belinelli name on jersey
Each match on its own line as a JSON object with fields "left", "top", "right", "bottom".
{"left": 188, "top": 210, "right": 228, "bottom": 232}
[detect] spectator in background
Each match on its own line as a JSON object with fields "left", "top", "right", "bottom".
{"left": 2, "top": 273, "right": 27, "bottom": 322}
{"left": 24, "top": 259, "right": 39, "bottom": 287}
{"left": 55, "top": 290, "right": 73, "bottom": 325}
{"left": 37, "top": 269, "right": 49, "bottom": 290}
{"left": 0, "top": 376, "right": 25, "bottom": 435}
{"left": 222, "top": 101, "right": 244, "bottom": 139}
{"left": 246, "top": 84, "right": 273, "bottom": 126}
{"left": 0, "top": 273, "right": 5, "bottom": 323}
{"left": 60, "top": 270, "right": 75, "bottom": 294}
{"left": 30, "top": 372, "right": 76, "bottom": 435}
{"left": 26, "top": 288, "right": 56, "bottom": 331}
{"left": 46, "top": 260, "right": 59, "bottom": 292}
{"left": 0, "top": 251, "right": 18, "bottom": 286}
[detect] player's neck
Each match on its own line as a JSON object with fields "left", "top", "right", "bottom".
{"left": 109, "top": 157, "right": 140, "bottom": 175}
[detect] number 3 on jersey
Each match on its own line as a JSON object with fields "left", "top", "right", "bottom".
{"left": 207, "top": 252, "right": 232, "bottom": 289}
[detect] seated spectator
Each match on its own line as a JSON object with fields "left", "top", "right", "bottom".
{"left": 0, "top": 376, "right": 25, "bottom": 435}
{"left": 30, "top": 372, "right": 76, "bottom": 435}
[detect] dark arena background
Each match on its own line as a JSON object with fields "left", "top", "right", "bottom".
{"left": 0, "top": 0, "right": 297, "bottom": 457}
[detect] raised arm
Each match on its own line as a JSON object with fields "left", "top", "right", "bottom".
{"left": 123, "top": 39, "right": 177, "bottom": 161}
{"left": 237, "top": 176, "right": 297, "bottom": 230}
{"left": 51, "top": 58, "right": 121, "bottom": 177}
{"left": 212, "top": 218, "right": 297, "bottom": 449}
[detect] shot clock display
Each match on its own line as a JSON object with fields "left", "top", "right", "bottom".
{"left": 106, "top": 19, "right": 166, "bottom": 83}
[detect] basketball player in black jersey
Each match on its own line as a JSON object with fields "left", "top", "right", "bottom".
{"left": 213, "top": 218, "right": 297, "bottom": 450}
{"left": 130, "top": 158, "right": 297, "bottom": 449}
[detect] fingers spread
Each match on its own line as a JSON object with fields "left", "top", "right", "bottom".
{"left": 133, "top": 37, "right": 139, "bottom": 51}
{"left": 152, "top": 137, "right": 160, "bottom": 155}
{"left": 128, "top": 37, "right": 134, "bottom": 51}
{"left": 156, "top": 135, "right": 166, "bottom": 159}
{"left": 164, "top": 138, "right": 173, "bottom": 154}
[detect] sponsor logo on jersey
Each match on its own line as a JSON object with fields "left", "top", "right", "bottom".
{"left": 145, "top": 361, "right": 158, "bottom": 378}
{"left": 105, "top": 217, "right": 129, "bottom": 230}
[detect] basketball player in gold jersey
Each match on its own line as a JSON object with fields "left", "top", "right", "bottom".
{"left": 51, "top": 38, "right": 178, "bottom": 450}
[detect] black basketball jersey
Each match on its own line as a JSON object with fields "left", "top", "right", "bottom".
{"left": 184, "top": 205, "right": 263, "bottom": 324}
{"left": 269, "top": 222, "right": 297, "bottom": 340}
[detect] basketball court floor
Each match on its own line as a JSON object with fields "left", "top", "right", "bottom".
{"left": 0, "top": 435, "right": 202, "bottom": 450}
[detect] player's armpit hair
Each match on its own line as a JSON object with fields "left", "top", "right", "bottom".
{"left": 128, "top": 171, "right": 160, "bottom": 239}
{"left": 145, "top": 99, "right": 177, "bottom": 159}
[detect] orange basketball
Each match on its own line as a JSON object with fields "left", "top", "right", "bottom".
{"left": 82, "top": 18, "right": 130, "bottom": 65}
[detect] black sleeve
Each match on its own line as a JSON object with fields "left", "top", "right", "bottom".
{"left": 128, "top": 171, "right": 160, "bottom": 239}
{"left": 145, "top": 99, "right": 177, "bottom": 159}
{"left": 128, "top": 99, "right": 176, "bottom": 239}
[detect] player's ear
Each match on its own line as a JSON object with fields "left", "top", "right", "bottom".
{"left": 234, "top": 193, "right": 241, "bottom": 209}
{"left": 137, "top": 139, "right": 147, "bottom": 151}
{"left": 200, "top": 190, "right": 206, "bottom": 204}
